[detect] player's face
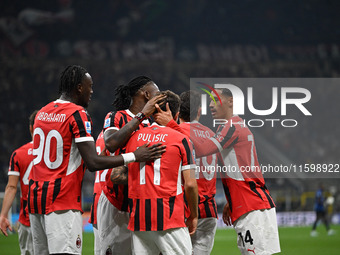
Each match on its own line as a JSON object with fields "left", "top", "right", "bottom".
{"left": 143, "top": 82, "right": 160, "bottom": 100}
{"left": 79, "top": 73, "right": 93, "bottom": 108}
{"left": 209, "top": 89, "right": 230, "bottom": 119}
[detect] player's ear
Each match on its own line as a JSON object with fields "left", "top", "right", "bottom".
{"left": 77, "top": 83, "right": 82, "bottom": 94}
{"left": 174, "top": 112, "right": 179, "bottom": 121}
{"left": 144, "top": 90, "right": 151, "bottom": 100}
{"left": 229, "top": 97, "right": 233, "bottom": 106}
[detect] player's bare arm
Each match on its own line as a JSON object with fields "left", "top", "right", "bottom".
{"left": 104, "top": 94, "right": 166, "bottom": 153}
{"left": 0, "top": 175, "right": 19, "bottom": 236}
{"left": 110, "top": 166, "right": 128, "bottom": 185}
{"left": 182, "top": 168, "right": 198, "bottom": 235}
{"left": 77, "top": 141, "right": 165, "bottom": 172}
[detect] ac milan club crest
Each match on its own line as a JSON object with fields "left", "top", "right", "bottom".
{"left": 76, "top": 235, "right": 81, "bottom": 249}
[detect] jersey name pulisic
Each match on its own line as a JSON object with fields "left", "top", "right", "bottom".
{"left": 125, "top": 123, "right": 196, "bottom": 232}
{"left": 8, "top": 141, "right": 34, "bottom": 226}
{"left": 28, "top": 99, "right": 94, "bottom": 214}
{"left": 102, "top": 109, "right": 151, "bottom": 212}
{"left": 179, "top": 122, "right": 218, "bottom": 219}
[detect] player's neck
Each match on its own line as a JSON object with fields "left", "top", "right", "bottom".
{"left": 129, "top": 100, "right": 145, "bottom": 115}
{"left": 59, "top": 94, "right": 76, "bottom": 104}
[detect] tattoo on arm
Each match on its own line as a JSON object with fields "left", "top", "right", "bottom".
{"left": 111, "top": 166, "right": 128, "bottom": 184}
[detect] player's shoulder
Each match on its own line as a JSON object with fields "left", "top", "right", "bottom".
{"left": 39, "top": 100, "right": 85, "bottom": 116}
{"left": 187, "top": 121, "right": 215, "bottom": 134}
{"left": 12, "top": 141, "right": 33, "bottom": 157}
{"left": 163, "top": 125, "right": 189, "bottom": 140}
{"left": 107, "top": 109, "right": 133, "bottom": 120}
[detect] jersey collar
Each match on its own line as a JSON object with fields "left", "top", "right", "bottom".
{"left": 125, "top": 109, "right": 135, "bottom": 118}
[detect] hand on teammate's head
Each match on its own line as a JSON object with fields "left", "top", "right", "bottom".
{"left": 141, "top": 94, "right": 167, "bottom": 117}
{"left": 154, "top": 102, "right": 173, "bottom": 126}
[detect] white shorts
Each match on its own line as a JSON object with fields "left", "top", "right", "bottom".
{"left": 233, "top": 208, "right": 281, "bottom": 255}
{"left": 132, "top": 227, "right": 192, "bottom": 255}
{"left": 29, "top": 210, "right": 83, "bottom": 255}
{"left": 97, "top": 191, "right": 131, "bottom": 255}
{"left": 93, "top": 225, "right": 101, "bottom": 255}
{"left": 18, "top": 222, "right": 33, "bottom": 255}
{"left": 190, "top": 217, "right": 217, "bottom": 254}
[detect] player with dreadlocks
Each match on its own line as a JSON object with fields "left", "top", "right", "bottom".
{"left": 94, "top": 75, "right": 161, "bottom": 255}
{"left": 28, "top": 66, "right": 165, "bottom": 255}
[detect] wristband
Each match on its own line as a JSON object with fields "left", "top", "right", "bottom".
{"left": 122, "top": 152, "right": 136, "bottom": 165}
{"left": 135, "top": 112, "right": 146, "bottom": 123}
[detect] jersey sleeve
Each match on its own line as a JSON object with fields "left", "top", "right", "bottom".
{"left": 180, "top": 137, "right": 196, "bottom": 171}
{"left": 166, "top": 119, "right": 186, "bottom": 134}
{"left": 192, "top": 124, "right": 239, "bottom": 158}
{"left": 71, "top": 109, "right": 94, "bottom": 143}
{"left": 103, "top": 111, "right": 126, "bottom": 134}
{"left": 8, "top": 150, "right": 20, "bottom": 176}
{"left": 210, "top": 124, "right": 239, "bottom": 151}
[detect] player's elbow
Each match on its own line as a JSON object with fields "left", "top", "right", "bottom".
{"left": 184, "top": 177, "right": 198, "bottom": 193}
{"left": 84, "top": 157, "right": 102, "bottom": 172}
{"left": 104, "top": 140, "right": 116, "bottom": 153}
{"left": 86, "top": 165, "right": 97, "bottom": 172}
{"left": 5, "top": 184, "right": 17, "bottom": 193}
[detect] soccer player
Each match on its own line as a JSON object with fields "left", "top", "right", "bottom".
{"left": 163, "top": 90, "right": 218, "bottom": 254}
{"left": 311, "top": 183, "right": 335, "bottom": 236}
{"left": 97, "top": 76, "right": 161, "bottom": 255}
{"left": 211, "top": 88, "right": 280, "bottom": 255}
{"left": 179, "top": 91, "right": 218, "bottom": 255}
{"left": 27, "top": 65, "right": 165, "bottom": 255}
{"left": 0, "top": 110, "right": 38, "bottom": 255}
{"left": 123, "top": 90, "right": 198, "bottom": 255}
{"left": 88, "top": 130, "right": 108, "bottom": 255}
{"left": 156, "top": 88, "right": 281, "bottom": 255}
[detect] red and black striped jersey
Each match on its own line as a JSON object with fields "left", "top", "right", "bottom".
{"left": 28, "top": 99, "right": 94, "bottom": 214}
{"left": 89, "top": 131, "right": 108, "bottom": 225}
{"left": 102, "top": 109, "right": 151, "bottom": 212}
{"left": 125, "top": 123, "right": 196, "bottom": 232}
{"left": 8, "top": 141, "right": 34, "bottom": 226}
{"left": 205, "top": 115, "right": 275, "bottom": 223}
{"left": 179, "top": 122, "right": 218, "bottom": 219}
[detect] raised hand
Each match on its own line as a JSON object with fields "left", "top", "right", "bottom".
{"left": 141, "top": 94, "right": 167, "bottom": 117}
{"left": 154, "top": 102, "right": 173, "bottom": 126}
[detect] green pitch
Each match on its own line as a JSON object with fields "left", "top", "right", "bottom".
{"left": 0, "top": 225, "right": 339, "bottom": 254}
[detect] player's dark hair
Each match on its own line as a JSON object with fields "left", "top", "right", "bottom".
{"left": 221, "top": 88, "right": 233, "bottom": 98}
{"left": 179, "top": 90, "right": 200, "bottom": 122}
{"left": 59, "top": 65, "right": 88, "bottom": 96}
{"left": 29, "top": 110, "right": 39, "bottom": 127}
{"left": 112, "top": 76, "right": 153, "bottom": 110}
{"left": 159, "top": 90, "right": 180, "bottom": 119}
